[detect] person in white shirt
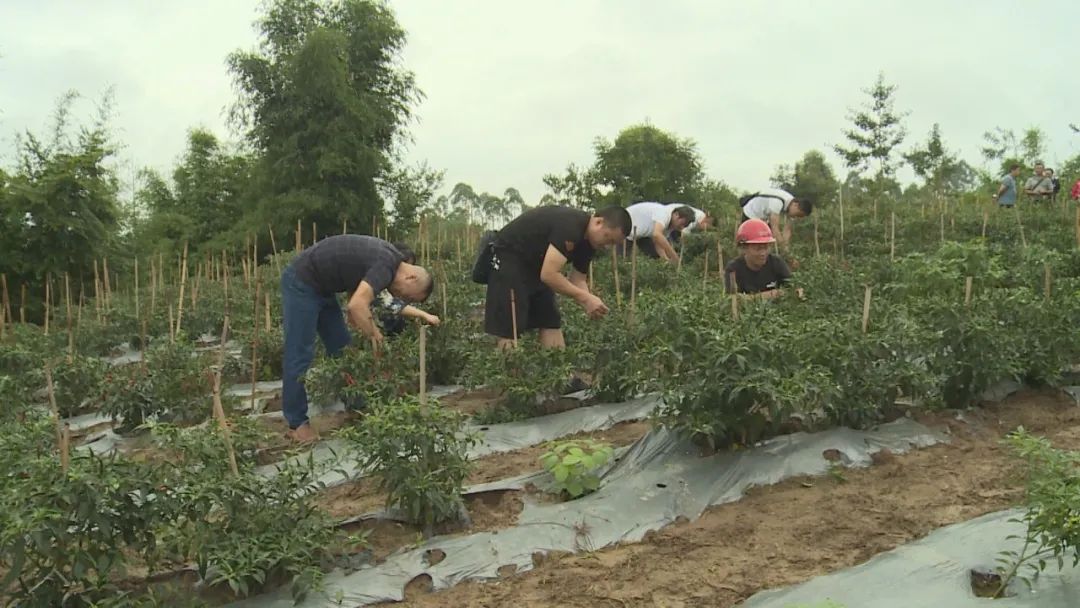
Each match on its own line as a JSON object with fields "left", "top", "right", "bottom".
{"left": 664, "top": 204, "right": 710, "bottom": 247}
{"left": 620, "top": 202, "right": 696, "bottom": 262}
{"left": 739, "top": 188, "right": 813, "bottom": 249}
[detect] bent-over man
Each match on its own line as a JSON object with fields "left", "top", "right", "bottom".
{"left": 739, "top": 188, "right": 812, "bottom": 250}
{"left": 621, "top": 202, "right": 695, "bottom": 262}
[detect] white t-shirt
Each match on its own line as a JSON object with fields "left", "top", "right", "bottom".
{"left": 665, "top": 204, "right": 706, "bottom": 232}
{"left": 742, "top": 188, "right": 794, "bottom": 221}
{"left": 626, "top": 202, "right": 672, "bottom": 240}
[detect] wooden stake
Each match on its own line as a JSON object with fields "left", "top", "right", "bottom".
{"left": 677, "top": 239, "right": 684, "bottom": 271}
{"left": 93, "top": 260, "right": 102, "bottom": 323}
{"left": 1015, "top": 207, "right": 1028, "bottom": 249}
{"left": 440, "top": 271, "right": 448, "bottom": 321}
{"left": 611, "top": 246, "right": 622, "bottom": 307}
{"left": 264, "top": 293, "right": 272, "bottom": 332}
{"left": 419, "top": 324, "right": 427, "bottom": 407}
{"left": 60, "top": 423, "right": 71, "bottom": 474}
{"left": 175, "top": 242, "right": 188, "bottom": 338}
{"left": 629, "top": 239, "right": 638, "bottom": 312}
{"left": 65, "top": 274, "right": 73, "bottom": 357}
{"left": 168, "top": 304, "right": 175, "bottom": 343}
{"left": 861, "top": 285, "right": 872, "bottom": 334}
{"left": 588, "top": 263, "right": 595, "bottom": 292}
{"left": 150, "top": 256, "right": 157, "bottom": 316}
{"left": 717, "top": 240, "right": 724, "bottom": 272}
{"left": 295, "top": 219, "right": 302, "bottom": 253}
{"left": 813, "top": 213, "right": 820, "bottom": 258}
{"left": 249, "top": 280, "right": 261, "bottom": 412}
{"left": 44, "top": 275, "right": 50, "bottom": 336}
{"left": 312, "top": 221, "right": 317, "bottom": 246}
{"left": 0, "top": 274, "right": 10, "bottom": 331}
{"left": 134, "top": 259, "right": 140, "bottom": 321}
{"left": 509, "top": 289, "right": 519, "bottom": 348}
{"left": 211, "top": 316, "right": 239, "bottom": 477}
{"left": 102, "top": 257, "right": 111, "bottom": 309}
{"left": 140, "top": 319, "right": 148, "bottom": 366}
{"left": 839, "top": 185, "right": 845, "bottom": 244}
{"left": 964, "top": 276, "right": 973, "bottom": 308}
{"left": 343, "top": 217, "right": 348, "bottom": 235}
{"left": 702, "top": 249, "right": 709, "bottom": 288}
{"left": 982, "top": 211, "right": 988, "bottom": 238}
{"left": 1044, "top": 264, "right": 1052, "bottom": 299}
{"left": 940, "top": 212, "right": 945, "bottom": 243}
{"left": 890, "top": 212, "right": 896, "bottom": 261}
{"left": 19, "top": 283, "right": 26, "bottom": 324}
{"left": 269, "top": 224, "right": 279, "bottom": 259}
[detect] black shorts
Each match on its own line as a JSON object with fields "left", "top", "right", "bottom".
{"left": 615, "top": 237, "right": 660, "bottom": 258}
{"left": 484, "top": 252, "right": 561, "bottom": 339}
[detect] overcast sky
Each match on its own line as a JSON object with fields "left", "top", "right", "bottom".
{"left": 2, "top": 0, "right": 1078, "bottom": 204}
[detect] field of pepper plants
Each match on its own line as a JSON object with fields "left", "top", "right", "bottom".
{"left": 3, "top": 196, "right": 1080, "bottom": 607}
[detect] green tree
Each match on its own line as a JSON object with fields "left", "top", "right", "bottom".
{"left": 834, "top": 73, "right": 908, "bottom": 193}
{"left": 228, "top": 0, "right": 420, "bottom": 241}
{"left": 1020, "top": 127, "right": 1048, "bottom": 166}
{"left": 0, "top": 91, "right": 120, "bottom": 302}
{"left": 382, "top": 162, "right": 444, "bottom": 235}
{"left": 591, "top": 123, "right": 704, "bottom": 206}
{"left": 904, "top": 124, "right": 964, "bottom": 196}
{"left": 771, "top": 150, "right": 839, "bottom": 206}
{"left": 541, "top": 163, "right": 598, "bottom": 209}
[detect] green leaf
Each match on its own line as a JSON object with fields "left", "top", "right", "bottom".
{"left": 553, "top": 464, "right": 570, "bottom": 482}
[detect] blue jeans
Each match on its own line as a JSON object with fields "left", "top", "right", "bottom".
{"left": 281, "top": 265, "right": 351, "bottom": 429}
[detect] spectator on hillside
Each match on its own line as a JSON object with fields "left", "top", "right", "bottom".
{"left": 1024, "top": 162, "right": 1054, "bottom": 202}
{"left": 723, "top": 219, "right": 803, "bottom": 300}
{"left": 1045, "top": 168, "right": 1062, "bottom": 202}
{"left": 993, "top": 164, "right": 1021, "bottom": 208}
{"left": 619, "top": 202, "right": 696, "bottom": 262}
{"left": 482, "top": 205, "right": 631, "bottom": 349}
{"left": 280, "top": 234, "right": 435, "bottom": 443}
{"left": 1072, "top": 178, "right": 1080, "bottom": 201}
{"left": 738, "top": 188, "right": 812, "bottom": 250}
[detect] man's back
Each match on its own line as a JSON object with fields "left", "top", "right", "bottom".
{"left": 743, "top": 188, "right": 793, "bottom": 221}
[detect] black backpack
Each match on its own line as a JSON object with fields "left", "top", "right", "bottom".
{"left": 470, "top": 230, "right": 499, "bottom": 284}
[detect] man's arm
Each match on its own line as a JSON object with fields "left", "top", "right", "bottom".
{"left": 346, "top": 282, "right": 384, "bottom": 342}
{"left": 650, "top": 222, "right": 678, "bottom": 261}
{"left": 540, "top": 245, "right": 608, "bottom": 319}
{"left": 993, "top": 181, "right": 1007, "bottom": 198}
{"left": 569, "top": 269, "right": 588, "bottom": 291}
{"left": 400, "top": 305, "right": 440, "bottom": 326}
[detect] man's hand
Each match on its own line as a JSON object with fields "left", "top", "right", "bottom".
{"left": 578, "top": 292, "right": 609, "bottom": 320}
{"left": 424, "top": 313, "right": 441, "bottom": 326}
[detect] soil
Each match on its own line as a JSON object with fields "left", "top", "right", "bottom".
{"left": 387, "top": 389, "right": 1080, "bottom": 608}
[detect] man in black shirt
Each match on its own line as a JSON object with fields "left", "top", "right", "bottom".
{"left": 282, "top": 234, "right": 434, "bottom": 442}
{"left": 485, "top": 205, "right": 631, "bottom": 349}
{"left": 723, "top": 219, "right": 801, "bottom": 299}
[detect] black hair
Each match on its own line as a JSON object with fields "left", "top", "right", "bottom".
{"left": 596, "top": 206, "right": 633, "bottom": 236}
{"left": 391, "top": 242, "right": 416, "bottom": 264}
{"left": 672, "top": 205, "right": 696, "bottom": 225}
{"left": 1008, "top": 163, "right": 1020, "bottom": 172}
{"left": 793, "top": 198, "right": 814, "bottom": 216}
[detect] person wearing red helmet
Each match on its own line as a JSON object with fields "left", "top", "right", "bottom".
{"left": 724, "top": 219, "right": 801, "bottom": 299}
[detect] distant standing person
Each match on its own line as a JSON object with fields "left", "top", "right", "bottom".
{"left": 1072, "top": 177, "right": 1080, "bottom": 201}
{"left": 992, "top": 164, "right": 1021, "bottom": 208}
{"left": 1024, "top": 162, "right": 1054, "bottom": 202}
{"left": 1045, "top": 168, "right": 1061, "bottom": 203}
{"left": 739, "top": 188, "right": 812, "bottom": 250}
{"left": 724, "top": 219, "right": 802, "bottom": 299}
{"left": 281, "top": 235, "right": 434, "bottom": 443}
{"left": 483, "top": 205, "right": 631, "bottom": 349}
{"left": 621, "top": 202, "right": 696, "bottom": 262}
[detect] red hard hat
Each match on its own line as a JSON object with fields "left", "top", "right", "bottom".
{"left": 736, "top": 218, "right": 775, "bottom": 244}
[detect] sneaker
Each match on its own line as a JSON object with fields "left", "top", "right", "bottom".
{"left": 287, "top": 422, "right": 320, "bottom": 444}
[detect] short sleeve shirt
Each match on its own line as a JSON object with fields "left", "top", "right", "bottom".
{"left": 495, "top": 205, "right": 595, "bottom": 282}
{"left": 724, "top": 255, "right": 792, "bottom": 294}
{"left": 742, "top": 188, "right": 794, "bottom": 221}
{"left": 1025, "top": 176, "right": 1053, "bottom": 197}
{"left": 292, "top": 235, "right": 403, "bottom": 297}
{"left": 626, "top": 202, "right": 673, "bottom": 240}
{"left": 998, "top": 174, "right": 1018, "bottom": 205}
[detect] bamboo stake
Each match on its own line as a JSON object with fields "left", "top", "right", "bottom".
{"left": 102, "top": 257, "right": 111, "bottom": 309}
{"left": 0, "top": 307, "right": 4, "bottom": 341}
{"left": 269, "top": 224, "right": 279, "bottom": 259}
{"left": 76, "top": 289, "right": 83, "bottom": 341}
{"left": 92, "top": 260, "right": 102, "bottom": 322}
{"left": 982, "top": 211, "right": 989, "bottom": 238}
{"left": 150, "top": 256, "right": 157, "bottom": 316}
{"left": 295, "top": 219, "right": 302, "bottom": 253}
{"left": 45, "top": 364, "right": 62, "bottom": 448}
{"left": 312, "top": 222, "right": 317, "bottom": 246}
{"left": 861, "top": 286, "right": 872, "bottom": 334}
{"left": 249, "top": 279, "right": 261, "bottom": 412}
{"left": 264, "top": 293, "right": 272, "bottom": 332}
{"left": 343, "top": 217, "right": 347, "bottom": 235}
{"left": 60, "top": 423, "right": 71, "bottom": 474}
{"left": 939, "top": 212, "right": 945, "bottom": 243}
{"left": 677, "top": 239, "right": 684, "bottom": 271}
{"left": 65, "top": 274, "right": 73, "bottom": 358}
{"left": 588, "top": 263, "right": 595, "bottom": 292}
{"left": 629, "top": 239, "right": 638, "bottom": 314}
{"left": 134, "top": 259, "right": 140, "bottom": 321}
{"left": 43, "top": 275, "right": 50, "bottom": 336}
{"left": 211, "top": 316, "right": 239, "bottom": 477}
{"left": 419, "top": 324, "right": 427, "bottom": 407}
{"left": 140, "top": 319, "right": 148, "bottom": 366}
{"left": 0, "top": 274, "right": 10, "bottom": 331}
{"left": 702, "top": 249, "right": 709, "bottom": 288}
{"left": 890, "top": 212, "right": 896, "bottom": 261}
{"left": 964, "top": 276, "right": 973, "bottom": 308}
{"left": 1044, "top": 264, "right": 1052, "bottom": 299}
{"left": 1016, "top": 207, "right": 1028, "bottom": 249}
{"left": 839, "top": 185, "right": 845, "bottom": 245}
{"left": 510, "top": 289, "right": 519, "bottom": 348}
{"left": 168, "top": 304, "right": 175, "bottom": 343}
{"left": 158, "top": 252, "right": 164, "bottom": 296}
{"left": 813, "top": 213, "right": 820, "bottom": 258}
{"left": 175, "top": 242, "right": 189, "bottom": 338}
{"left": 611, "top": 246, "right": 622, "bottom": 307}
{"left": 440, "top": 271, "right": 448, "bottom": 321}
{"left": 717, "top": 240, "right": 724, "bottom": 272}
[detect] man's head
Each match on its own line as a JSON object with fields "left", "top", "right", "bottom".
{"left": 735, "top": 219, "right": 775, "bottom": 270}
{"left": 1034, "top": 162, "right": 1045, "bottom": 176}
{"left": 389, "top": 263, "right": 433, "bottom": 303}
{"left": 586, "top": 206, "right": 632, "bottom": 248}
{"left": 1045, "top": 168, "right": 1055, "bottom": 178}
{"left": 787, "top": 198, "right": 813, "bottom": 218}
{"left": 670, "top": 206, "right": 696, "bottom": 231}
{"left": 1009, "top": 164, "right": 1021, "bottom": 177}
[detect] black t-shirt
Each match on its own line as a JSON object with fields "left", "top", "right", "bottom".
{"left": 292, "top": 235, "right": 403, "bottom": 296}
{"left": 724, "top": 255, "right": 792, "bottom": 294}
{"left": 495, "top": 206, "right": 595, "bottom": 284}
